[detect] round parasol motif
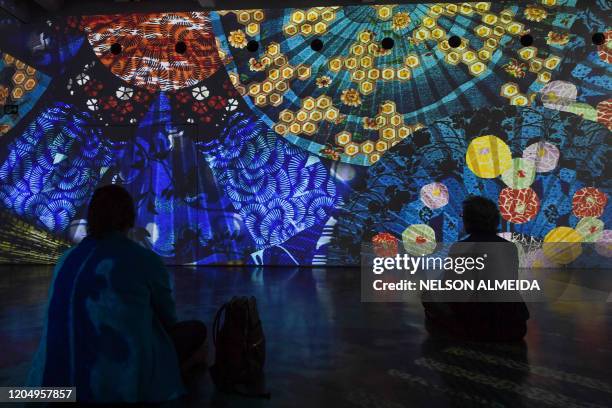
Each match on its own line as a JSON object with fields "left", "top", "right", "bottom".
{"left": 597, "top": 30, "right": 612, "bottom": 64}
{"left": 572, "top": 187, "right": 607, "bottom": 218}
{"left": 420, "top": 182, "right": 449, "bottom": 209}
{"left": 539, "top": 80, "right": 576, "bottom": 112}
{"left": 501, "top": 158, "right": 536, "bottom": 189}
{"left": 543, "top": 226, "right": 583, "bottom": 265}
{"left": 595, "top": 230, "right": 612, "bottom": 258}
{"left": 465, "top": 135, "right": 513, "bottom": 179}
{"left": 596, "top": 99, "right": 612, "bottom": 130}
{"left": 402, "top": 223, "right": 436, "bottom": 256}
{"left": 575, "top": 217, "right": 604, "bottom": 242}
{"left": 522, "top": 141, "right": 559, "bottom": 173}
{"left": 498, "top": 187, "right": 540, "bottom": 224}
{"left": 372, "top": 232, "right": 399, "bottom": 257}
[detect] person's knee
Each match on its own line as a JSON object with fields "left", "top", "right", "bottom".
{"left": 188, "top": 320, "right": 207, "bottom": 339}
{"left": 174, "top": 320, "right": 206, "bottom": 335}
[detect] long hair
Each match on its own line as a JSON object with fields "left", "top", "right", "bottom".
{"left": 87, "top": 185, "right": 136, "bottom": 239}
{"left": 462, "top": 195, "right": 500, "bottom": 234}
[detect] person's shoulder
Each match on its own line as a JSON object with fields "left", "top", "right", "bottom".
{"left": 494, "top": 235, "right": 511, "bottom": 242}
{"left": 55, "top": 245, "right": 78, "bottom": 270}
{"left": 57, "top": 238, "right": 97, "bottom": 264}
{"left": 121, "top": 237, "right": 158, "bottom": 257}
{"left": 463, "top": 233, "right": 510, "bottom": 242}
{"left": 122, "top": 238, "right": 165, "bottom": 268}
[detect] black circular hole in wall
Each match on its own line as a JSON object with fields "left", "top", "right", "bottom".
{"left": 246, "top": 40, "right": 259, "bottom": 52}
{"left": 520, "top": 34, "right": 534, "bottom": 47}
{"left": 311, "top": 38, "right": 324, "bottom": 52}
{"left": 592, "top": 32, "right": 605, "bottom": 45}
{"left": 448, "top": 35, "right": 461, "bottom": 48}
{"left": 110, "top": 42, "right": 122, "bottom": 55}
{"left": 381, "top": 37, "right": 394, "bottom": 50}
{"left": 175, "top": 41, "right": 187, "bottom": 54}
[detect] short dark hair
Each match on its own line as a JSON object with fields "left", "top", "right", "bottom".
{"left": 462, "top": 195, "right": 500, "bottom": 234}
{"left": 87, "top": 185, "right": 136, "bottom": 239}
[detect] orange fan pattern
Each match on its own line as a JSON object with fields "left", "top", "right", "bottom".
{"left": 82, "top": 12, "right": 221, "bottom": 92}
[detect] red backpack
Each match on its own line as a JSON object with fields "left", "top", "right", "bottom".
{"left": 210, "top": 296, "right": 269, "bottom": 398}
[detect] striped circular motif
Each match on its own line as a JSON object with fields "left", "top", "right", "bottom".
{"left": 82, "top": 13, "right": 221, "bottom": 91}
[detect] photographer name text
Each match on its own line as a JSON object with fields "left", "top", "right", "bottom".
{"left": 373, "top": 279, "right": 541, "bottom": 291}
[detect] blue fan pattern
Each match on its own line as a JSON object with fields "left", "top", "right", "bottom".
{"left": 102, "top": 93, "right": 255, "bottom": 264}
{"left": 0, "top": 103, "right": 111, "bottom": 232}
{"left": 199, "top": 112, "right": 339, "bottom": 255}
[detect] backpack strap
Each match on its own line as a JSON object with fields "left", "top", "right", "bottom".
{"left": 212, "top": 302, "right": 228, "bottom": 348}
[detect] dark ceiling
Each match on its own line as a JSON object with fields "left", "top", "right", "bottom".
{"left": 1, "top": 0, "right": 514, "bottom": 23}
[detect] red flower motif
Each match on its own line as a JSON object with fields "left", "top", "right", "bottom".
{"left": 84, "top": 79, "right": 104, "bottom": 97}
{"left": 372, "top": 232, "right": 398, "bottom": 258}
{"left": 208, "top": 95, "right": 227, "bottom": 110}
{"left": 66, "top": 16, "right": 79, "bottom": 29}
{"left": 596, "top": 99, "right": 612, "bottom": 131}
{"left": 133, "top": 89, "right": 152, "bottom": 104}
{"left": 572, "top": 187, "right": 607, "bottom": 218}
{"left": 597, "top": 31, "right": 612, "bottom": 64}
{"left": 223, "top": 79, "right": 239, "bottom": 98}
{"left": 175, "top": 90, "right": 191, "bottom": 104}
{"left": 192, "top": 101, "right": 209, "bottom": 115}
{"left": 498, "top": 187, "right": 540, "bottom": 224}
{"left": 110, "top": 112, "right": 125, "bottom": 123}
{"left": 102, "top": 96, "right": 118, "bottom": 110}
{"left": 120, "top": 102, "right": 134, "bottom": 114}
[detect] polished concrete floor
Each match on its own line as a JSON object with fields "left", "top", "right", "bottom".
{"left": 0, "top": 265, "right": 611, "bottom": 407}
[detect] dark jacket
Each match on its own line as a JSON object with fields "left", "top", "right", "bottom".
{"left": 27, "top": 233, "right": 185, "bottom": 402}
{"left": 422, "top": 232, "right": 530, "bottom": 341}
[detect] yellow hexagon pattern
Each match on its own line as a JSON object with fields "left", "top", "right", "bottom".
{"left": 328, "top": 31, "right": 419, "bottom": 95}
{"left": 245, "top": 42, "right": 312, "bottom": 107}
{"left": 217, "top": 9, "right": 265, "bottom": 36}
{"left": 284, "top": 7, "right": 338, "bottom": 37}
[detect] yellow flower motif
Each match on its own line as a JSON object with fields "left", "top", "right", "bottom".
{"left": 316, "top": 75, "right": 331, "bottom": 88}
{"left": 524, "top": 5, "right": 547, "bottom": 22}
{"left": 215, "top": 38, "right": 232, "bottom": 65}
{"left": 391, "top": 12, "right": 411, "bottom": 31}
{"left": 341, "top": 88, "right": 362, "bottom": 107}
{"left": 228, "top": 29, "right": 247, "bottom": 49}
{"left": 371, "top": 44, "right": 391, "bottom": 57}
{"left": 504, "top": 59, "right": 527, "bottom": 78}
{"left": 546, "top": 31, "right": 570, "bottom": 46}
{"left": 248, "top": 57, "right": 266, "bottom": 72}
{"left": 363, "top": 117, "right": 379, "bottom": 130}
{"left": 0, "top": 85, "right": 8, "bottom": 105}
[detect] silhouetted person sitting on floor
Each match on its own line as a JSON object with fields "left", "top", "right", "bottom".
{"left": 27, "top": 185, "right": 207, "bottom": 403}
{"left": 422, "top": 196, "right": 529, "bottom": 342}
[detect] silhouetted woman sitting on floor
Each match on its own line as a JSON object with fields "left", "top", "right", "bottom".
{"left": 422, "top": 196, "right": 530, "bottom": 342}
{"left": 28, "top": 185, "right": 207, "bottom": 403}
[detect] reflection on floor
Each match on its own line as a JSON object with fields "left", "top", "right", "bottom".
{"left": 1, "top": 266, "right": 611, "bottom": 407}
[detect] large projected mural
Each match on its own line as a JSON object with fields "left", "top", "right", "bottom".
{"left": 0, "top": 2, "right": 609, "bottom": 265}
